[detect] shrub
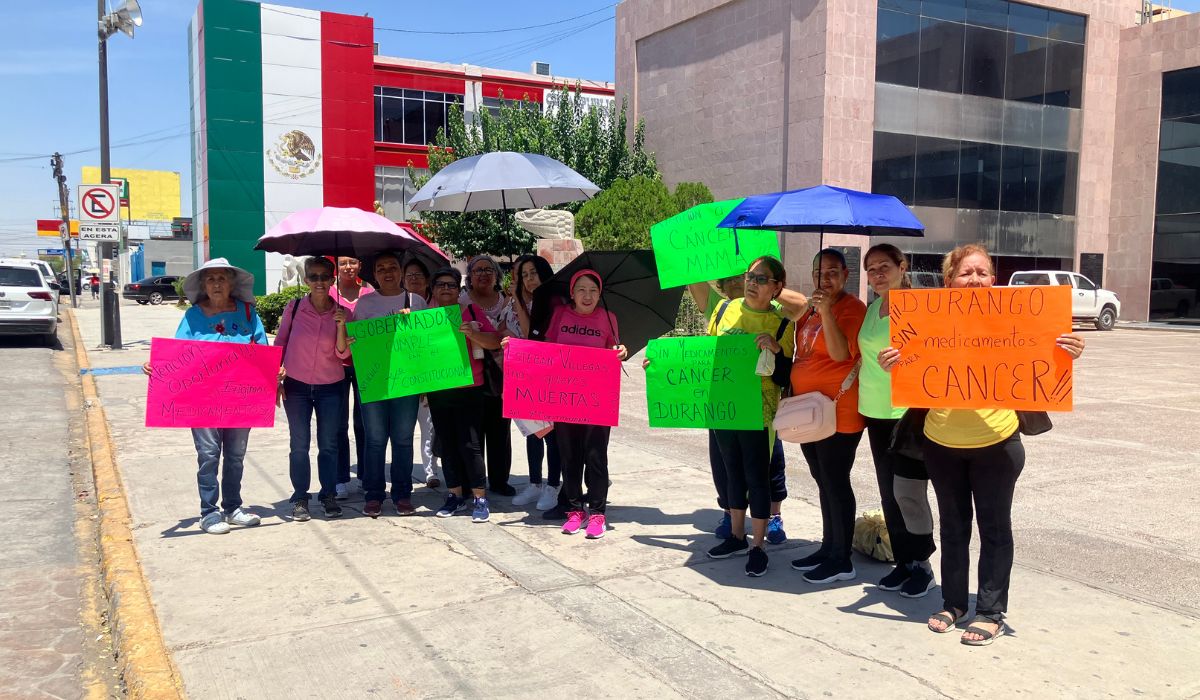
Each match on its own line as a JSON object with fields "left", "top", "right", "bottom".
{"left": 171, "top": 278, "right": 189, "bottom": 308}
{"left": 256, "top": 285, "right": 308, "bottom": 334}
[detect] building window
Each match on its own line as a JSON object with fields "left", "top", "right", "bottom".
{"left": 481, "top": 95, "right": 540, "bottom": 119}
{"left": 1153, "top": 66, "right": 1200, "bottom": 303}
{"left": 374, "top": 88, "right": 464, "bottom": 146}
{"left": 871, "top": 0, "right": 1086, "bottom": 256}
{"left": 376, "top": 166, "right": 430, "bottom": 222}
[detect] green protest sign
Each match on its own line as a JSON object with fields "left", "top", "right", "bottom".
{"left": 651, "top": 198, "right": 781, "bottom": 288}
{"left": 644, "top": 335, "right": 763, "bottom": 430}
{"left": 348, "top": 305, "right": 472, "bottom": 403}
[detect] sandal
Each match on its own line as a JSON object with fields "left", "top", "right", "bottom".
{"left": 961, "top": 615, "right": 1004, "bottom": 646}
{"left": 927, "top": 608, "right": 966, "bottom": 634}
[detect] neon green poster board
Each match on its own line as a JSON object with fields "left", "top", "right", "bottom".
{"left": 644, "top": 335, "right": 763, "bottom": 430}
{"left": 651, "top": 199, "right": 780, "bottom": 288}
{"left": 348, "top": 305, "right": 472, "bottom": 403}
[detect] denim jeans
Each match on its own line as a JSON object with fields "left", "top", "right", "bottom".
{"left": 336, "top": 366, "right": 365, "bottom": 483}
{"left": 282, "top": 377, "right": 342, "bottom": 502}
{"left": 191, "top": 427, "right": 251, "bottom": 517}
{"left": 361, "top": 395, "right": 419, "bottom": 503}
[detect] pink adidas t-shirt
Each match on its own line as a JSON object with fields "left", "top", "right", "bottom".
{"left": 544, "top": 305, "right": 619, "bottom": 349}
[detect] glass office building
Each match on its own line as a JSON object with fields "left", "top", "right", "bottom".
{"left": 1154, "top": 66, "right": 1200, "bottom": 299}
{"left": 873, "top": 0, "right": 1086, "bottom": 280}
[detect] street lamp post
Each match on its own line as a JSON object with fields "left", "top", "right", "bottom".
{"left": 97, "top": 0, "right": 141, "bottom": 350}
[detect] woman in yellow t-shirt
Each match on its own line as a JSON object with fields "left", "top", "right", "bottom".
{"left": 699, "top": 256, "right": 796, "bottom": 577}
{"left": 879, "top": 244, "right": 1086, "bottom": 646}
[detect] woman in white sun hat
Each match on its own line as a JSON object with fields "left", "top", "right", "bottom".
{"left": 143, "top": 257, "right": 277, "bottom": 535}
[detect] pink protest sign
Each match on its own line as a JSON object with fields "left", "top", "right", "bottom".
{"left": 502, "top": 339, "right": 621, "bottom": 427}
{"left": 145, "top": 338, "right": 283, "bottom": 428}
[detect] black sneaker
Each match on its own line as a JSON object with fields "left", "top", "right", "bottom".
{"left": 900, "top": 564, "right": 935, "bottom": 598}
{"left": 489, "top": 483, "right": 517, "bottom": 497}
{"left": 790, "top": 549, "right": 829, "bottom": 572}
{"left": 321, "top": 497, "right": 342, "bottom": 519}
{"left": 803, "top": 559, "right": 857, "bottom": 584}
{"left": 877, "top": 563, "right": 911, "bottom": 591}
{"left": 542, "top": 503, "right": 567, "bottom": 520}
{"left": 707, "top": 536, "right": 749, "bottom": 559}
{"left": 292, "top": 501, "right": 311, "bottom": 522}
{"left": 745, "top": 546, "right": 768, "bottom": 577}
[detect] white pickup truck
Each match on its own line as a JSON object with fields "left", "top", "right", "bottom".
{"left": 1009, "top": 270, "right": 1121, "bottom": 331}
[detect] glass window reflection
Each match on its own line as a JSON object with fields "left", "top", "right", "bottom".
{"left": 877, "top": 9, "right": 921, "bottom": 88}
{"left": 915, "top": 136, "right": 961, "bottom": 207}
{"left": 919, "top": 18, "right": 965, "bottom": 93}
{"left": 963, "top": 25, "right": 1006, "bottom": 99}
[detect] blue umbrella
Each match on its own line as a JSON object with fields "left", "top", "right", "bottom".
{"left": 716, "top": 185, "right": 924, "bottom": 241}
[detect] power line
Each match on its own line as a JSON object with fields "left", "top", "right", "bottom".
{"left": 468, "top": 16, "right": 613, "bottom": 66}
{"left": 375, "top": 3, "right": 616, "bottom": 35}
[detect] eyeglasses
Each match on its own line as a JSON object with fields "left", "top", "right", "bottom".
{"left": 432, "top": 281, "right": 458, "bottom": 290}
{"left": 744, "top": 272, "right": 779, "bottom": 286}
{"left": 305, "top": 274, "right": 333, "bottom": 283}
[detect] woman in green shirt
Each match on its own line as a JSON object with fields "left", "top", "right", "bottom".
{"left": 857, "top": 244, "right": 936, "bottom": 598}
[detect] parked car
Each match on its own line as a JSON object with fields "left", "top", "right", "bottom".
{"left": 1149, "top": 278, "right": 1195, "bottom": 317}
{"left": 0, "top": 258, "right": 59, "bottom": 314}
{"left": 1009, "top": 270, "right": 1121, "bottom": 331}
{"left": 909, "top": 271, "right": 943, "bottom": 289}
{"left": 0, "top": 263, "right": 58, "bottom": 345}
{"left": 122, "top": 275, "right": 181, "bottom": 305}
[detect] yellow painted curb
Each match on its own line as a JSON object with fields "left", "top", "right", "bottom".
{"left": 67, "top": 307, "right": 186, "bottom": 700}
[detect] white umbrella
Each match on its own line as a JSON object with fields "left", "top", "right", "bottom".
{"left": 409, "top": 151, "right": 600, "bottom": 212}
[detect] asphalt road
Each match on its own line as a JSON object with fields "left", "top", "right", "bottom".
{"left": 0, "top": 301, "right": 118, "bottom": 700}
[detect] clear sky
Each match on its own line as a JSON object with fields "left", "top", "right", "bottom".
{"left": 3, "top": 1, "right": 1200, "bottom": 257}
{"left": 0, "top": 0, "right": 618, "bottom": 257}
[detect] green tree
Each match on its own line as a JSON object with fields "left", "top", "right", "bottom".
{"left": 411, "top": 87, "right": 659, "bottom": 259}
{"left": 575, "top": 177, "right": 714, "bottom": 251}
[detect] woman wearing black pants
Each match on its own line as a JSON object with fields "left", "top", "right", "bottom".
{"left": 858, "top": 244, "right": 936, "bottom": 597}
{"left": 879, "top": 244, "right": 1086, "bottom": 645}
{"left": 789, "top": 249, "right": 867, "bottom": 585}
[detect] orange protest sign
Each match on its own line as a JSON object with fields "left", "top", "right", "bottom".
{"left": 889, "top": 286, "right": 1073, "bottom": 411}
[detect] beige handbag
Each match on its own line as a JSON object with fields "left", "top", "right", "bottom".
{"left": 773, "top": 360, "right": 860, "bottom": 444}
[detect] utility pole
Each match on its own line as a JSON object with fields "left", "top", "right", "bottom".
{"left": 98, "top": 0, "right": 121, "bottom": 348}
{"left": 50, "top": 153, "right": 79, "bottom": 309}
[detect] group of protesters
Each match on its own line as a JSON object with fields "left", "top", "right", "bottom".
{"left": 154, "top": 240, "right": 1085, "bottom": 647}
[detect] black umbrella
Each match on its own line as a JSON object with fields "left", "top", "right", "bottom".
{"left": 530, "top": 250, "right": 684, "bottom": 356}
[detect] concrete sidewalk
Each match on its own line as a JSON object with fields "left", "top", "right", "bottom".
{"left": 79, "top": 301, "right": 1200, "bottom": 699}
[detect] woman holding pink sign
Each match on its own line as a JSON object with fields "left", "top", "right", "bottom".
{"left": 275, "top": 256, "right": 352, "bottom": 523}
{"left": 143, "top": 258, "right": 270, "bottom": 535}
{"left": 544, "top": 269, "right": 629, "bottom": 540}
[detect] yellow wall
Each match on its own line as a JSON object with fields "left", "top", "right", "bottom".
{"left": 80, "top": 167, "right": 181, "bottom": 222}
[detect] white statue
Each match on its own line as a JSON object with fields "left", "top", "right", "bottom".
{"left": 281, "top": 254, "right": 308, "bottom": 289}
{"left": 515, "top": 209, "right": 574, "bottom": 240}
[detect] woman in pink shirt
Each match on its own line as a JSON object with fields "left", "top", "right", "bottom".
{"left": 332, "top": 256, "right": 372, "bottom": 499}
{"left": 275, "top": 257, "right": 352, "bottom": 522}
{"left": 544, "top": 269, "right": 628, "bottom": 539}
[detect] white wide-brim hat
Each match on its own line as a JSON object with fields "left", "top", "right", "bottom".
{"left": 182, "top": 257, "right": 256, "bottom": 304}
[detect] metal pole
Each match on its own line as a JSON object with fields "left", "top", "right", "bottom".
{"left": 98, "top": 0, "right": 122, "bottom": 349}
{"left": 52, "top": 152, "right": 79, "bottom": 309}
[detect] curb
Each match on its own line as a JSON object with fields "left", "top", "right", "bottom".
{"left": 66, "top": 307, "right": 186, "bottom": 700}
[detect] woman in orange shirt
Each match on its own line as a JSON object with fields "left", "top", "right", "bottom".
{"left": 789, "top": 249, "right": 867, "bottom": 584}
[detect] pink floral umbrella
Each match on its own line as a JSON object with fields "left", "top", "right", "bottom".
{"left": 254, "top": 206, "right": 448, "bottom": 272}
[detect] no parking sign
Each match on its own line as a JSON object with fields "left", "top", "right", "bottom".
{"left": 77, "top": 184, "right": 121, "bottom": 241}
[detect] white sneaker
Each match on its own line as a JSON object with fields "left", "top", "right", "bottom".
{"left": 224, "top": 508, "right": 261, "bottom": 527}
{"left": 335, "top": 482, "right": 349, "bottom": 500}
{"left": 512, "top": 483, "right": 542, "bottom": 507}
{"left": 535, "top": 483, "right": 560, "bottom": 511}
{"left": 200, "top": 512, "right": 230, "bottom": 535}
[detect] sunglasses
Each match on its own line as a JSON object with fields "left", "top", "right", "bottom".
{"left": 744, "top": 272, "right": 779, "bottom": 286}
{"left": 432, "top": 281, "right": 458, "bottom": 290}
{"left": 306, "top": 274, "right": 333, "bottom": 282}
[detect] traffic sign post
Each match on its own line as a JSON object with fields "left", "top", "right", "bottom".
{"left": 78, "top": 184, "right": 121, "bottom": 241}
{"left": 80, "top": 182, "right": 122, "bottom": 348}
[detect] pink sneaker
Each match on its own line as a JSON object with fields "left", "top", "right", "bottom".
{"left": 585, "top": 513, "right": 607, "bottom": 539}
{"left": 562, "top": 510, "right": 585, "bottom": 535}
